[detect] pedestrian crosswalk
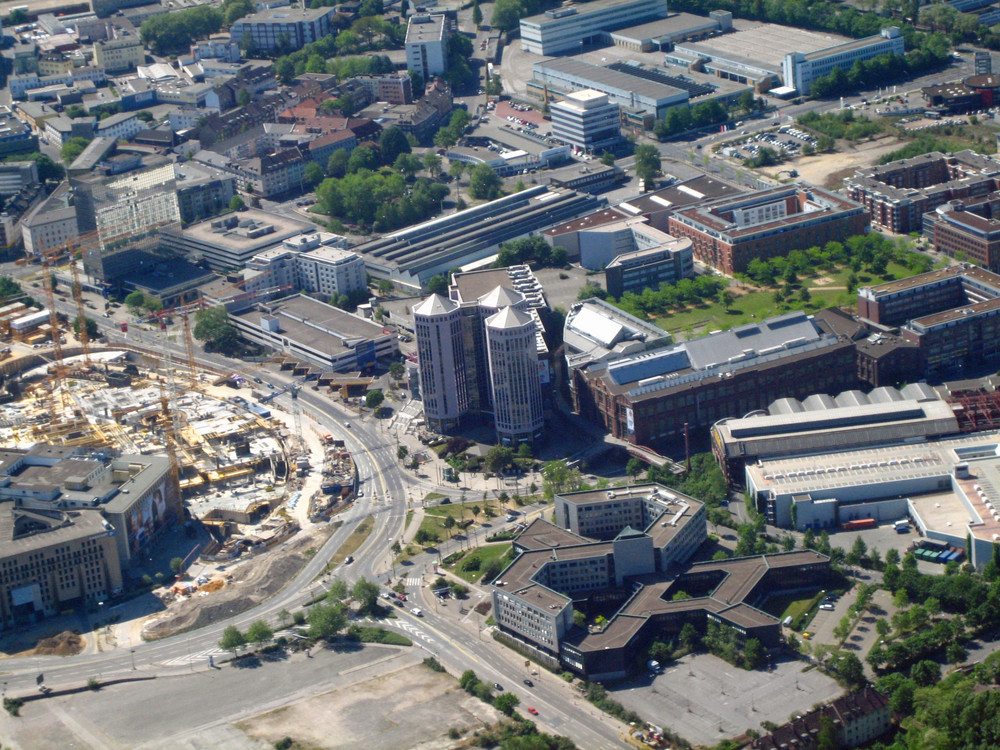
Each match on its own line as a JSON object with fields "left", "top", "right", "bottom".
{"left": 160, "top": 646, "right": 226, "bottom": 667}
{"left": 403, "top": 577, "right": 422, "bottom": 586}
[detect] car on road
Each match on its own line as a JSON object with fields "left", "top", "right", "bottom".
{"left": 344, "top": 422, "right": 351, "bottom": 428}
{"left": 526, "top": 707, "right": 538, "bottom": 715}
{"left": 523, "top": 679, "right": 533, "bottom": 687}
{"left": 266, "top": 382, "right": 275, "bottom": 389}
{"left": 493, "top": 683, "right": 504, "bottom": 691}
{"left": 344, "top": 555, "right": 354, "bottom": 564}
{"left": 253, "top": 377, "right": 263, "bottom": 383}
{"left": 410, "top": 607, "right": 423, "bottom": 617}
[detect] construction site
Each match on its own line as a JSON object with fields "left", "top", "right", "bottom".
{"left": 0, "top": 234, "right": 358, "bottom": 567}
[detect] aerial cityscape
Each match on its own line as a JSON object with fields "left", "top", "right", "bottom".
{"left": 2, "top": 0, "right": 1000, "bottom": 748}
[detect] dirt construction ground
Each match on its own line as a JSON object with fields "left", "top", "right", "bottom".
{"left": 237, "top": 662, "right": 499, "bottom": 750}
{"left": 781, "top": 136, "right": 904, "bottom": 188}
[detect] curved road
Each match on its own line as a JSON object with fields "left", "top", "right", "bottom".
{"left": 0, "top": 297, "right": 625, "bottom": 749}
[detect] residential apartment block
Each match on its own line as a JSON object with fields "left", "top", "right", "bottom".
{"left": 21, "top": 182, "right": 78, "bottom": 257}
{"left": 858, "top": 265, "right": 1000, "bottom": 377}
{"left": 295, "top": 245, "right": 367, "bottom": 300}
{"left": 93, "top": 30, "right": 145, "bottom": 73}
{"left": 405, "top": 14, "right": 448, "bottom": 79}
{"left": 230, "top": 7, "right": 337, "bottom": 53}
{"left": 844, "top": 150, "right": 1000, "bottom": 234}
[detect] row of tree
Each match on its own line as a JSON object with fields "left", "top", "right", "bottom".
{"left": 139, "top": 5, "right": 226, "bottom": 56}
{"left": 315, "top": 170, "right": 448, "bottom": 231}
{"left": 608, "top": 274, "right": 728, "bottom": 322}
{"left": 653, "top": 100, "right": 730, "bottom": 140}
{"left": 493, "top": 236, "right": 568, "bottom": 270}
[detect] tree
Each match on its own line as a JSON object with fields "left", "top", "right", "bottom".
{"left": 237, "top": 88, "right": 251, "bottom": 108}
{"left": 327, "top": 579, "right": 349, "bottom": 602}
{"left": 379, "top": 126, "right": 411, "bottom": 166}
{"left": 884, "top": 547, "right": 900, "bottom": 567}
{"left": 488, "top": 690, "right": 518, "bottom": 715}
{"left": 679, "top": 622, "right": 699, "bottom": 651}
{"left": 817, "top": 715, "right": 838, "bottom": 750}
{"left": 60, "top": 137, "right": 90, "bottom": 164}
{"left": 910, "top": 659, "right": 941, "bottom": 687}
{"left": 277, "top": 608, "right": 291, "bottom": 628}
{"left": 246, "top": 619, "right": 273, "bottom": 649}
{"left": 219, "top": 625, "right": 246, "bottom": 656}
{"left": 875, "top": 618, "right": 890, "bottom": 637}
{"left": 327, "top": 149, "right": 350, "bottom": 178}
{"left": 351, "top": 578, "right": 380, "bottom": 614}
{"left": 304, "top": 161, "right": 324, "bottom": 187}
{"left": 397, "top": 445, "right": 409, "bottom": 461}
{"left": 835, "top": 653, "right": 865, "bottom": 687}
{"left": 448, "top": 161, "right": 466, "bottom": 181}
{"left": 422, "top": 152, "right": 442, "bottom": 175}
{"left": 229, "top": 195, "right": 245, "bottom": 211}
{"left": 389, "top": 362, "right": 405, "bottom": 380}
{"left": 468, "top": 163, "right": 502, "bottom": 200}
{"left": 442, "top": 515, "right": 456, "bottom": 538}
{"left": 626, "top": 457, "right": 646, "bottom": 481}
{"left": 634, "top": 144, "right": 661, "bottom": 186}
{"left": 743, "top": 637, "right": 763, "bottom": 669}
{"left": 365, "top": 389, "right": 384, "bottom": 410}
{"left": 484, "top": 445, "right": 515, "bottom": 475}
{"left": 393, "top": 153, "right": 422, "bottom": 179}
{"left": 718, "top": 288, "right": 734, "bottom": 311}
{"left": 125, "top": 290, "right": 146, "bottom": 312}
{"left": 347, "top": 146, "right": 378, "bottom": 174}
{"left": 194, "top": 306, "right": 242, "bottom": 356}
{"left": 600, "top": 151, "right": 616, "bottom": 166}
{"left": 308, "top": 601, "right": 346, "bottom": 639}
{"left": 472, "top": 0, "right": 483, "bottom": 26}
{"left": 170, "top": 557, "right": 184, "bottom": 574}
{"left": 72, "top": 315, "right": 99, "bottom": 341}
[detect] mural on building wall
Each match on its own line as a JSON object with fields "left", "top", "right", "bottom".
{"left": 126, "top": 485, "right": 166, "bottom": 555}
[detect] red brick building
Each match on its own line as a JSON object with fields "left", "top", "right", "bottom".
{"left": 667, "top": 184, "right": 867, "bottom": 275}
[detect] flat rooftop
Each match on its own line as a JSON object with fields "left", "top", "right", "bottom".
{"left": 231, "top": 293, "right": 388, "bottom": 343}
{"left": 239, "top": 6, "right": 332, "bottom": 23}
{"left": 534, "top": 58, "right": 687, "bottom": 103}
{"left": 860, "top": 265, "right": 1000, "bottom": 299}
{"left": 544, "top": 208, "right": 628, "bottom": 236}
{"left": 610, "top": 12, "right": 719, "bottom": 43}
{"left": 170, "top": 210, "right": 314, "bottom": 252}
{"left": 406, "top": 14, "right": 446, "bottom": 43}
{"left": 678, "top": 23, "right": 849, "bottom": 70}
{"left": 618, "top": 175, "right": 745, "bottom": 216}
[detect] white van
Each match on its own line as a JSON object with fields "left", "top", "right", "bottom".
{"left": 410, "top": 607, "right": 423, "bottom": 617}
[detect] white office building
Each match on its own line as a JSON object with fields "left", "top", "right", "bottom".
{"left": 296, "top": 245, "right": 366, "bottom": 300}
{"left": 550, "top": 89, "right": 623, "bottom": 154}
{"left": 520, "top": 0, "right": 669, "bottom": 55}
{"left": 486, "top": 306, "right": 544, "bottom": 444}
{"left": 782, "top": 27, "right": 904, "bottom": 95}
{"left": 414, "top": 294, "right": 469, "bottom": 431}
{"left": 405, "top": 14, "right": 448, "bottom": 80}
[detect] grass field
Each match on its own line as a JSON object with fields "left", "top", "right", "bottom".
{"left": 330, "top": 516, "right": 374, "bottom": 567}
{"left": 443, "top": 543, "right": 513, "bottom": 584}
{"left": 653, "top": 262, "right": 916, "bottom": 338}
{"left": 416, "top": 497, "right": 509, "bottom": 543}
{"left": 761, "top": 589, "right": 826, "bottom": 630}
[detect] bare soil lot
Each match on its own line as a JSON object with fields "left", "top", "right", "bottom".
{"left": 786, "top": 136, "right": 904, "bottom": 189}
{"left": 237, "top": 662, "right": 498, "bottom": 750}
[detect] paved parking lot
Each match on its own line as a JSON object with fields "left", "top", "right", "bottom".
{"left": 611, "top": 652, "right": 842, "bottom": 746}
{"left": 824, "top": 523, "right": 913, "bottom": 564}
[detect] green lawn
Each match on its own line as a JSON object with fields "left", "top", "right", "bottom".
{"left": 653, "top": 262, "right": 918, "bottom": 338}
{"left": 761, "top": 589, "right": 826, "bottom": 630}
{"left": 444, "top": 542, "right": 513, "bottom": 583}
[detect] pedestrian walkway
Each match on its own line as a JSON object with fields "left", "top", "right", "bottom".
{"left": 158, "top": 645, "right": 226, "bottom": 668}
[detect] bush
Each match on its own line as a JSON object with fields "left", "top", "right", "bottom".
{"left": 3, "top": 697, "right": 23, "bottom": 716}
{"left": 423, "top": 656, "right": 446, "bottom": 672}
{"left": 87, "top": 677, "right": 100, "bottom": 691}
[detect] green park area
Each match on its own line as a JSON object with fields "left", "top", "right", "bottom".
{"left": 594, "top": 233, "right": 935, "bottom": 341}
{"left": 442, "top": 543, "right": 515, "bottom": 584}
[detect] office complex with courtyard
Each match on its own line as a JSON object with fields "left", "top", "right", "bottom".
{"left": 492, "top": 483, "right": 830, "bottom": 679}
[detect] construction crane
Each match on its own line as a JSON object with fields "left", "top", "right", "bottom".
{"left": 38, "top": 248, "right": 69, "bottom": 425}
